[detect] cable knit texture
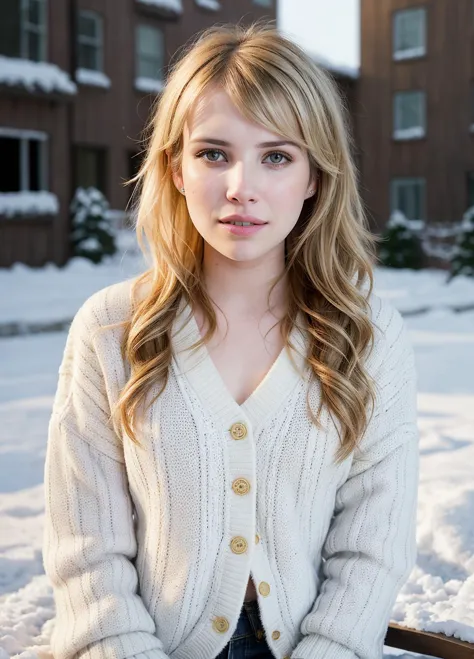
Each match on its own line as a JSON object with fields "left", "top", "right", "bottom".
{"left": 43, "top": 279, "right": 419, "bottom": 659}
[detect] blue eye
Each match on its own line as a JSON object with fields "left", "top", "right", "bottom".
{"left": 195, "top": 149, "right": 292, "bottom": 168}
{"left": 266, "top": 152, "right": 290, "bottom": 166}
{"left": 196, "top": 149, "right": 225, "bottom": 162}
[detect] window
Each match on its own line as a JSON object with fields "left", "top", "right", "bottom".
{"left": 393, "top": 91, "right": 426, "bottom": 140}
{"left": 74, "top": 146, "right": 107, "bottom": 194}
{"left": 136, "top": 25, "right": 164, "bottom": 81}
{"left": 77, "top": 10, "right": 104, "bottom": 72}
{"left": 393, "top": 7, "right": 426, "bottom": 61}
{"left": 0, "top": 0, "right": 47, "bottom": 61}
{"left": 0, "top": 128, "right": 48, "bottom": 192}
{"left": 391, "top": 178, "right": 426, "bottom": 220}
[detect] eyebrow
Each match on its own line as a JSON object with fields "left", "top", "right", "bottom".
{"left": 190, "top": 137, "right": 301, "bottom": 150}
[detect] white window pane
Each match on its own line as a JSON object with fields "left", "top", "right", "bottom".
{"left": 395, "top": 92, "right": 425, "bottom": 131}
{"left": 391, "top": 179, "right": 425, "bottom": 220}
{"left": 138, "top": 25, "right": 162, "bottom": 57}
{"left": 77, "top": 12, "right": 103, "bottom": 70}
{"left": 79, "top": 43, "right": 99, "bottom": 70}
{"left": 136, "top": 25, "right": 163, "bottom": 79}
{"left": 79, "top": 12, "right": 100, "bottom": 40}
{"left": 394, "top": 8, "right": 426, "bottom": 53}
{"left": 27, "top": 30, "right": 42, "bottom": 61}
{"left": 27, "top": 0, "right": 41, "bottom": 26}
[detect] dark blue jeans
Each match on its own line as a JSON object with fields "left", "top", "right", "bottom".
{"left": 215, "top": 600, "right": 274, "bottom": 658}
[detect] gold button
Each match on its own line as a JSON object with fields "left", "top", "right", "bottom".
{"left": 256, "top": 629, "right": 264, "bottom": 641}
{"left": 230, "top": 536, "right": 248, "bottom": 554}
{"left": 258, "top": 581, "right": 270, "bottom": 597}
{"left": 212, "top": 616, "right": 229, "bottom": 633}
{"left": 232, "top": 477, "right": 251, "bottom": 495}
{"left": 271, "top": 630, "right": 281, "bottom": 640}
{"left": 255, "top": 534, "right": 260, "bottom": 544}
{"left": 230, "top": 422, "right": 247, "bottom": 440}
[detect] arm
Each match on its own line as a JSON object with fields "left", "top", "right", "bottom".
{"left": 291, "top": 306, "right": 420, "bottom": 659}
{"left": 43, "top": 297, "right": 169, "bottom": 659}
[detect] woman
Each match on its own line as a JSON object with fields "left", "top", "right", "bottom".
{"left": 43, "top": 21, "right": 419, "bottom": 659}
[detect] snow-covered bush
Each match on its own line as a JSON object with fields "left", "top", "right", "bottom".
{"left": 449, "top": 206, "right": 474, "bottom": 280}
{"left": 70, "top": 187, "right": 117, "bottom": 264}
{"left": 378, "top": 211, "right": 425, "bottom": 269}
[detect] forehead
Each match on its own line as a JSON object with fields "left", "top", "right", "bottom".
{"left": 183, "top": 87, "right": 284, "bottom": 142}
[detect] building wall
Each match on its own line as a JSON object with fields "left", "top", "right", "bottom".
{"left": 0, "top": 0, "right": 277, "bottom": 267}
{"left": 359, "top": 0, "right": 474, "bottom": 231}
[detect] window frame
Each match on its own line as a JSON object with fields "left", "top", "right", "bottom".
{"left": 390, "top": 177, "right": 426, "bottom": 221}
{"left": 135, "top": 24, "right": 164, "bottom": 82}
{"left": 0, "top": 127, "right": 48, "bottom": 192}
{"left": 77, "top": 9, "right": 104, "bottom": 72}
{"left": 393, "top": 6, "right": 427, "bottom": 61}
{"left": 393, "top": 90, "right": 426, "bottom": 140}
{"left": 20, "top": 0, "right": 48, "bottom": 61}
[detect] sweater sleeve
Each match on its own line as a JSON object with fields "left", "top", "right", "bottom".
{"left": 43, "top": 297, "right": 170, "bottom": 659}
{"left": 291, "top": 306, "right": 420, "bottom": 659}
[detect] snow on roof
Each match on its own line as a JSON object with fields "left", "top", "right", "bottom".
{"left": 310, "top": 52, "right": 359, "bottom": 80}
{"left": 0, "top": 56, "right": 77, "bottom": 95}
{"left": 0, "top": 191, "right": 60, "bottom": 218}
{"left": 195, "top": 0, "right": 221, "bottom": 10}
{"left": 136, "top": 0, "right": 183, "bottom": 13}
{"left": 76, "top": 68, "right": 111, "bottom": 89}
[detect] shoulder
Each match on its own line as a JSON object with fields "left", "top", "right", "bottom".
{"left": 364, "top": 290, "right": 414, "bottom": 373}
{"left": 71, "top": 277, "right": 139, "bottom": 335}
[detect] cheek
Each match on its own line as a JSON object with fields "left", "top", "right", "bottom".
{"left": 271, "top": 177, "right": 308, "bottom": 212}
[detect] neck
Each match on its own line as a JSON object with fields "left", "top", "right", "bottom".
{"left": 200, "top": 241, "right": 288, "bottom": 319}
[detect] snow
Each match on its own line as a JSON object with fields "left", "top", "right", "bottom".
{"left": 393, "top": 126, "right": 425, "bottom": 140}
{"left": 0, "top": 192, "right": 59, "bottom": 218}
{"left": 393, "top": 46, "right": 426, "bottom": 61}
{"left": 1, "top": 234, "right": 474, "bottom": 657}
{"left": 135, "top": 76, "right": 165, "bottom": 93}
{"left": 135, "top": 0, "right": 183, "bottom": 13}
{"left": 195, "top": 0, "right": 221, "bottom": 10}
{"left": 75, "top": 68, "right": 111, "bottom": 89}
{"left": 0, "top": 56, "right": 77, "bottom": 95}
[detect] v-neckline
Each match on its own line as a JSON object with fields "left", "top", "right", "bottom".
{"left": 171, "top": 296, "right": 310, "bottom": 429}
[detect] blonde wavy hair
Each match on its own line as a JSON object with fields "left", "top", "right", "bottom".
{"left": 116, "top": 20, "right": 381, "bottom": 465}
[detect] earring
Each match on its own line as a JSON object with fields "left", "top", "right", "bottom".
{"left": 180, "top": 187, "right": 185, "bottom": 195}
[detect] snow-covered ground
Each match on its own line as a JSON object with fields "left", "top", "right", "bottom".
{"left": 1, "top": 232, "right": 474, "bottom": 658}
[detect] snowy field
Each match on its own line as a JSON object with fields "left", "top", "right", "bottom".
{"left": 0, "top": 233, "right": 474, "bottom": 658}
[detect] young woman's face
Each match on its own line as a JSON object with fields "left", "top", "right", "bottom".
{"left": 174, "top": 88, "right": 315, "bottom": 264}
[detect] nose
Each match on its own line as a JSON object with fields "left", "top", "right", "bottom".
{"left": 225, "top": 162, "right": 257, "bottom": 203}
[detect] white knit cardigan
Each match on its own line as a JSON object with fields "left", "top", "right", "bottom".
{"left": 43, "top": 279, "right": 419, "bottom": 659}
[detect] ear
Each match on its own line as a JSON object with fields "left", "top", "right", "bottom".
{"left": 305, "top": 171, "right": 318, "bottom": 199}
{"left": 166, "top": 148, "right": 183, "bottom": 192}
{"left": 172, "top": 169, "right": 183, "bottom": 192}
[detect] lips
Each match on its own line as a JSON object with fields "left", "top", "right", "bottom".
{"left": 219, "top": 215, "right": 267, "bottom": 225}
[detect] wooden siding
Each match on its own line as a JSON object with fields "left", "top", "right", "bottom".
{"left": 359, "top": 0, "right": 474, "bottom": 231}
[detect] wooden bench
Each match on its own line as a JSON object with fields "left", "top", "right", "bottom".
{"left": 385, "top": 622, "right": 474, "bottom": 658}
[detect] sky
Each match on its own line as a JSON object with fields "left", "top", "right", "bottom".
{"left": 278, "top": 0, "right": 360, "bottom": 69}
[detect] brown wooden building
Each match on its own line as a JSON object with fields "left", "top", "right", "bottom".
{"left": 0, "top": 0, "right": 276, "bottom": 267}
{"left": 358, "top": 0, "right": 474, "bottom": 233}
